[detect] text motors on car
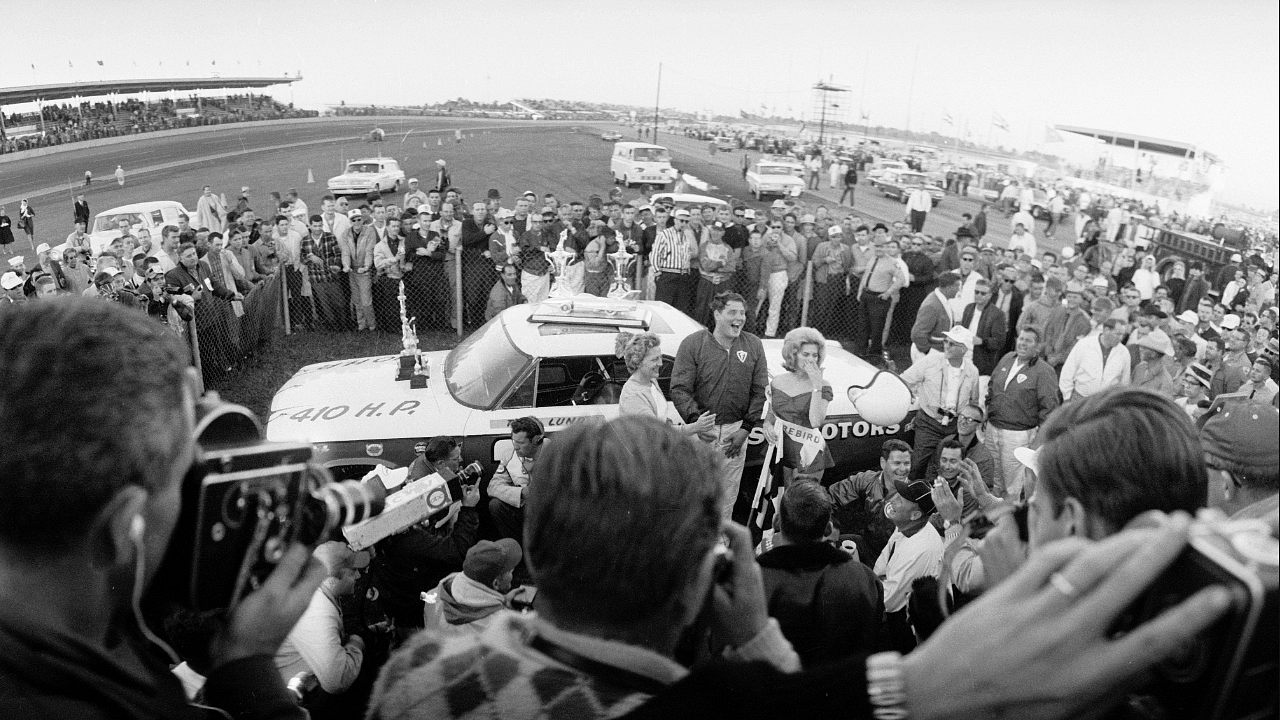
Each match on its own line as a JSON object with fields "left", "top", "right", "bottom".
{"left": 610, "top": 142, "right": 677, "bottom": 188}
{"left": 266, "top": 297, "right": 916, "bottom": 489}
{"left": 747, "top": 161, "right": 807, "bottom": 200}
{"left": 327, "top": 158, "right": 406, "bottom": 196}
{"left": 86, "top": 200, "right": 198, "bottom": 255}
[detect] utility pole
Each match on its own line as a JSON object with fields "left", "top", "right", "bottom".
{"left": 653, "top": 62, "right": 662, "bottom": 141}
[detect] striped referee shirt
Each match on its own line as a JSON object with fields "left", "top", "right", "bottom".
{"left": 651, "top": 227, "right": 694, "bottom": 273}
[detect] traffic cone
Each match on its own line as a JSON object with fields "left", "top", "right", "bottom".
{"left": 437, "top": 138, "right": 442, "bottom": 146}
{"left": 306, "top": 169, "right": 315, "bottom": 184}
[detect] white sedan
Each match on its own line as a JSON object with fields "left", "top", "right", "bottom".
{"left": 746, "top": 162, "right": 806, "bottom": 200}
{"left": 327, "top": 158, "right": 406, "bottom": 196}
{"left": 266, "top": 297, "right": 915, "bottom": 509}
{"left": 85, "top": 200, "right": 198, "bottom": 255}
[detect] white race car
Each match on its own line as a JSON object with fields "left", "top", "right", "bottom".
{"left": 266, "top": 297, "right": 916, "bottom": 518}
{"left": 327, "top": 157, "right": 405, "bottom": 196}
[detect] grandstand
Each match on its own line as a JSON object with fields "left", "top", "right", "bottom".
{"left": 0, "top": 76, "right": 312, "bottom": 155}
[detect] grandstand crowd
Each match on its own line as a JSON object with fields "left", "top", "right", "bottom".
{"left": 0, "top": 94, "right": 316, "bottom": 154}
{"left": 1, "top": 133, "right": 1278, "bottom": 720}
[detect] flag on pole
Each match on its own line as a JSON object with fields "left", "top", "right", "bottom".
{"left": 69, "top": 61, "right": 73, "bottom": 68}
{"left": 96, "top": 60, "right": 103, "bottom": 66}
{"left": 860, "top": 111, "right": 870, "bottom": 121}
{"left": 943, "top": 111, "right": 954, "bottom": 126}
{"left": 992, "top": 113, "right": 1009, "bottom": 132}
{"left": 750, "top": 443, "right": 779, "bottom": 530}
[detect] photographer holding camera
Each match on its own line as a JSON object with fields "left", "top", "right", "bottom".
{"left": 369, "top": 437, "right": 483, "bottom": 630}
{"left": 0, "top": 299, "right": 324, "bottom": 720}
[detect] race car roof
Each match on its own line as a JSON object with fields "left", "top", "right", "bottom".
{"left": 504, "top": 298, "right": 705, "bottom": 357}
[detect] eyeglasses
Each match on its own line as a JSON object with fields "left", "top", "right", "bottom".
{"left": 958, "top": 415, "right": 982, "bottom": 424}
{"left": 501, "top": 220, "right": 513, "bottom": 225}
{"left": 1002, "top": 278, "right": 1016, "bottom": 283}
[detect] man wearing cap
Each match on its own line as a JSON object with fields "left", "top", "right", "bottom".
{"left": 1059, "top": 318, "right": 1130, "bottom": 402}
{"left": 431, "top": 159, "right": 451, "bottom": 194}
{"left": 651, "top": 208, "right": 699, "bottom": 315}
{"left": 1043, "top": 281, "right": 1093, "bottom": 369}
{"left": 1131, "top": 328, "right": 1176, "bottom": 397}
{"left": 403, "top": 178, "right": 427, "bottom": 209}
{"left": 808, "top": 225, "right": 852, "bottom": 337}
{"left": 1175, "top": 363, "right": 1214, "bottom": 420}
{"left": 901, "top": 326, "right": 981, "bottom": 479}
{"left": 1202, "top": 401, "right": 1279, "bottom": 525}
{"left": 874, "top": 477, "right": 942, "bottom": 653}
{"left": 274, "top": 542, "right": 368, "bottom": 695}
{"left": 1, "top": 271, "right": 26, "bottom": 303}
{"left": 424, "top": 538, "right": 523, "bottom": 639}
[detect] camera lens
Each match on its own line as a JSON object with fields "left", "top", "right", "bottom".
{"left": 298, "top": 474, "right": 386, "bottom": 545}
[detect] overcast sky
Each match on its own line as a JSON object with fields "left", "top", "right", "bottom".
{"left": 7, "top": 0, "right": 1277, "bottom": 209}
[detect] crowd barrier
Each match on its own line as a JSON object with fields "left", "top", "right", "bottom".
{"left": 183, "top": 270, "right": 282, "bottom": 391}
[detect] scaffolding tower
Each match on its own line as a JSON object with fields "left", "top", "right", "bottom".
{"left": 810, "top": 80, "right": 850, "bottom": 145}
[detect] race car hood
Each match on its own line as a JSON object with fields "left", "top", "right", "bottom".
{"left": 265, "top": 351, "right": 463, "bottom": 444}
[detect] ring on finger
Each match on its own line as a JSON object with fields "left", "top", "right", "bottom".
{"left": 1049, "top": 572, "right": 1079, "bottom": 600}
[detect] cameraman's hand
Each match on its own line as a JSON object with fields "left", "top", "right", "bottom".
{"left": 461, "top": 484, "right": 481, "bottom": 507}
{"left": 710, "top": 522, "right": 768, "bottom": 649}
{"left": 901, "top": 513, "right": 1233, "bottom": 720}
{"left": 978, "top": 512, "right": 1029, "bottom": 588}
{"left": 207, "top": 543, "right": 326, "bottom": 670}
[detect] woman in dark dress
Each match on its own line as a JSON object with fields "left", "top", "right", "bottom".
{"left": 17, "top": 200, "right": 36, "bottom": 249}
{"left": 0, "top": 206, "right": 14, "bottom": 248}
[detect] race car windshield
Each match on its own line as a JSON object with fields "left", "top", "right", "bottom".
{"left": 632, "top": 148, "right": 670, "bottom": 162}
{"left": 444, "top": 321, "right": 533, "bottom": 409}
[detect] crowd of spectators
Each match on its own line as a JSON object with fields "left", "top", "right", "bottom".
{"left": 0, "top": 94, "right": 317, "bottom": 154}
{"left": 1, "top": 289, "right": 1274, "bottom": 719}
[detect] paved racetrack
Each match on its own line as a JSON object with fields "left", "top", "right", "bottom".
{"left": 1, "top": 116, "right": 1070, "bottom": 269}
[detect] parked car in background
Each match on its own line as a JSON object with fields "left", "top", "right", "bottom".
{"left": 600, "top": 131, "right": 623, "bottom": 142}
{"left": 866, "top": 159, "right": 911, "bottom": 186}
{"left": 746, "top": 161, "right": 807, "bottom": 200}
{"left": 611, "top": 142, "right": 677, "bottom": 188}
{"left": 327, "top": 158, "right": 405, "bottom": 196}
{"left": 85, "top": 200, "right": 198, "bottom": 255}
{"left": 877, "top": 170, "right": 944, "bottom": 206}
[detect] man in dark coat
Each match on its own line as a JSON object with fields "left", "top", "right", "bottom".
{"left": 73, "top": 194, "right": 90, "bottom": 229}
{"left": 960, "top": 277, "right": 1008, "bottom": 376}
{"left": 757, "top": 481, "right": 883, "bottom": 667}
{"left": 992, "top": 264, "right": 1024, "bottom": 356}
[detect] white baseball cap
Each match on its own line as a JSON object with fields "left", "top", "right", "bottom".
{"left": 1221, "top": 314, "right": 1241, "bottom": 330}
{"left": 942, "top": 325, "right": 975, "bottom": 349}
{"left": 1, "top": 272, "right": 22, "bottom": 290}
{"left": 7, "top": 256, "right": 24, "bottom": 268}
{"left": 1177, "top": 310, "right": 1199, "bottom": 325}
{"left": 35, "top": 243, "right": 51, "bottom": 254}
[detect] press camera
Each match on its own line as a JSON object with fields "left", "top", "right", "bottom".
{"left": 152, "top": 395, "right": 385, "bottom": 613}
{"left": 1115, "top": 514, "right": 1277, "bottom": 720}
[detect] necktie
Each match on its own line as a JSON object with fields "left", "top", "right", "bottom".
{"left": 860, "top": 257, "right": 880, "bottom": 298}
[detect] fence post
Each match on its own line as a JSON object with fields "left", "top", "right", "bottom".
{"left": 454, "top": 249, "right": 463, "bottom": 337}
{"left": 187, "top": 317, "right": 205, "bottom": 395}
{"left": 634, "top": 251, "right": 644, "bottom": 298}
{"left": 280, "top": 269, "right": 292, "bottom": 336}
{"left": 800, "top": 261, "right": 813, "bottom": 327}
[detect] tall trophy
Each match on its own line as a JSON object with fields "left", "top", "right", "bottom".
{"left": 396, "top": 280, "right": 419, "bottom": 382}
{"left": 547, "top": 238, "right": 576, "bottom": 299}
{"left": 608, "top": 245, "right": 639, "bottom": 300}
